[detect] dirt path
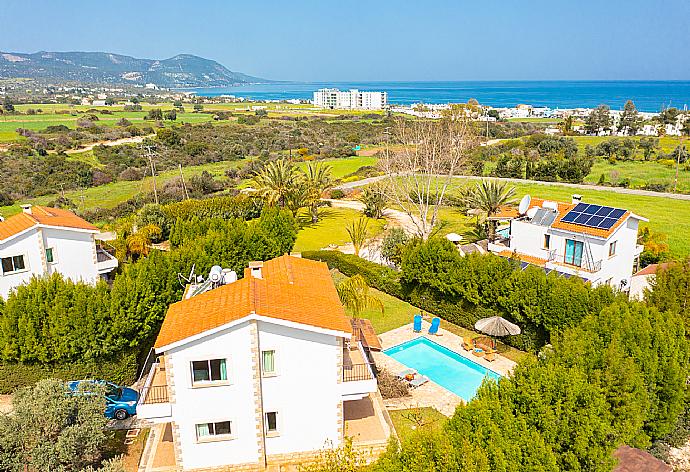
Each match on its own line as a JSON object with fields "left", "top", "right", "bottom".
{"left": 335, "top": 175, "right": 690, "bottom": 201}
{"left": 63, "top": 134, "right": 155, "bottom": 155}
{"left": 324, "top": 198, "right": 419, "bottom": 235}
{"left": 0, "top": 394, "right": 12, "bottom": 414}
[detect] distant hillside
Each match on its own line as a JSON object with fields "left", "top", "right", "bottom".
{"left": 0, "top": 51, "right": 266, "bottom": 88}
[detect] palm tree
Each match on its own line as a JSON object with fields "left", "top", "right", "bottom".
{"left": 346, "top": 217, "right": 369, "bottom": 257}
{"left": 463, "top": 180, "right": 516, "bottom": 242}
{"left": 301, "top": 162, "right": 333, "bottom": 223}
{"left": 337, "top": 275, "right": 384, "bottom": 318}
{"left": 252, "top": 160, "right": 298, "bottom": 208}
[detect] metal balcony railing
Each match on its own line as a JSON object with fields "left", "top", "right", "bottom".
{"left": 343, "top": 363, "right": 375, "bottom": 382}
{"left": 140, "top": 385, "right": 170, "bottom": 405}
{"left": 548, "top": 250, "right": 602, "bottom": 272}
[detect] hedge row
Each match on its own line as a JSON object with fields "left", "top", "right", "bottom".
{"left": 0, "top": 350, "right": 138, "bottom": 394}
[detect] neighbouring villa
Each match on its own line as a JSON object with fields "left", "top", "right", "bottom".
{"left": 0, "top": 204, "right": 118, "bottom": 299}
{"left": 487, "top": 195, "right": 647, "bottom": 292}
{"left": 136, "top": 255, "right": 391, "bottom": 471}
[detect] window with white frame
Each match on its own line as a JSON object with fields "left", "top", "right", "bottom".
{"left": 265, "top": 411, "right": 278, "bottom": 435}
{"left": 1, "top": 255, "right": 26, "bottom": 275}
{"left": 191, "top": 359, "right": 228, "bottom": 385}
{"left": 261, "top": 350, "right": 276, "bottom": 376}
{"left": 195, "top": 420, "right": 233, "bottom": 440}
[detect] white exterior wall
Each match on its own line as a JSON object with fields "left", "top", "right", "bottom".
{"left": 509, "top": 220, "right": 550, "bottom": 261}
{"left": 42, "top": 227, "right": 98, "bottom": 283}
{"left": 0, "top": 229, "right": 44, "bottom": 299}
{"left": 165, "top": 319, "right": 342, "bottom": 470}
{"left": 167, "top": 321, "right": 259, "bottom": 469}
{"left": 258, "top": 321, "right": 341, "bottom": 456}
{"left": 0, "top": 226, "right": 99, "bottom": 299}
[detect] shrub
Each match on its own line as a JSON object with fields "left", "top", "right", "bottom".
{"left": 377, "top": 369, "right": 410, "bottom": 399}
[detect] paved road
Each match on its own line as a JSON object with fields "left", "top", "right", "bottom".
{"left": 335, "top": 175, "right": 690, "bottom": 201}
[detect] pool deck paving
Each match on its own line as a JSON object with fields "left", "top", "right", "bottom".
{"left": 374, "top": 321, "right": 517, "bottom": 417}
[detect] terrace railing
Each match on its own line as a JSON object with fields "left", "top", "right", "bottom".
{"left": 140, "top": 385, "right": 170, "bottom": 405}
{"left": 343, "top": 363, "right": 375, "bottom": 382}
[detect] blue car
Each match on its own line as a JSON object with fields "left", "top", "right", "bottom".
{"left": 67, "top": 380, "right": 139, "bottom": 420}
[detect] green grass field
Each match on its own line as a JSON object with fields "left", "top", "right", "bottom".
{"left": 585, "top": 158, "right": 690, "bottom": 192}
{"left": 293, "top": 207, "right": 386, "bottom": 252}
{"left": 295, "top": 155, "right": 377, "bottom": 179}
{"left": 571, "top": 135, "right": 683, "bottom": 154}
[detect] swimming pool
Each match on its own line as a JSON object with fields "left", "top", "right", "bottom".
{"left": 383, "top": 337, "right": 501, "bottom": 401}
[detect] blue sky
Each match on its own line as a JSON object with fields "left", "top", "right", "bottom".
{"left": 1, "top": 0, "right": 689, "bottom": 81}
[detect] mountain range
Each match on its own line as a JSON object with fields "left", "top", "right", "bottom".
{"left": 0, "top": 51, "right": 265, "bottom": 88}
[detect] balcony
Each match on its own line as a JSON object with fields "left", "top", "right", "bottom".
{"left": 95, "top": 246, "right": 118, "bottom": 275}
{"left": 137, "top": 361, "right": 172, "bottom": 422}
{"left": 547, "top": 249, "right": 602, "bottom": 273}
{"left": 341, "top": 342, "right": 377, "bottom": 400}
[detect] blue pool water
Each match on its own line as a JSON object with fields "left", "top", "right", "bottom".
{"left": 384, "top": 337, "right": 501, "bottom": 401}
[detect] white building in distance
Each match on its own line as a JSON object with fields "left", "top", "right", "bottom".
{"left": 0, "top": 205, "right": 118, "bottom": 299}
{"left": 487, "top": 196, "right": 646, "bottom": 291}
{"left": 137, "top": 255, "right": 386, "bottom": 471}
{"left": 313, "top": 88, "right": 387, "bottom": 110}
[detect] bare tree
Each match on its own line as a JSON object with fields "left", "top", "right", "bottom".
{"left": 379, "top": 112, "right": 479, "bottom": 239}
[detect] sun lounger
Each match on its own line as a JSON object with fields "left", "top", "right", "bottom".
{"left": 396, "top": 368, "right": 417, "bottom": 380}
{"left": 428, "top": 317, "right": 440, "bottom": 335}
{"left": 413, "top": 314, "right": 422, "bottom": 333}
{"left": 472, "top": 348, "right": 485, "bottom": 358}
{"left": 485, "top": 352, "right": 497, "bottom": 362}
{"left": 409, "top": 375, "right": 429, "bottom": 388}
{"left": 462, "top": 337, "right": 473, "bottom": 351}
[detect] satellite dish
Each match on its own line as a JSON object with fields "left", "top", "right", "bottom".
{"left": 518, "top": 195, "right": 531, "bottom": 215}
{"left": 209, "top": 265, "right": 223, "bottom": 283}
{"left": 526, "top": 207, "right": 539, "bottom": 219}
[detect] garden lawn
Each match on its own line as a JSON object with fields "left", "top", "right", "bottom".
{"left": 295, "top": 155, "right": 377, "bottom": 179}
{"left": 293, "top": 208, "right": 386, "bottom": 253}
{"left": 388, "top": 408, "right": 447, "bottom": 441}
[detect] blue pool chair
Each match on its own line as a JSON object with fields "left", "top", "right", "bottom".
{"left": 428, "top": 317, "right": 441, "bottom": 335}
{"left": 413, "top": 314, "right": 422, "bottom": 332}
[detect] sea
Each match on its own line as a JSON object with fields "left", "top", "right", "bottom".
{"left": 183, "top": 81, "right": 690, "bottom": 113}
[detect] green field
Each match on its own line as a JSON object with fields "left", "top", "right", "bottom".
{"left": 295, "top": 155, "right": 377, "bottom": 179}
{"left": 571, "top": 135, "right": 683, "bottom": 154}
{"left": 293, "top": 207, "right": 386, "bottom": 252}
{"left": 585, "top": 158, "right": 690, "bottom": 192}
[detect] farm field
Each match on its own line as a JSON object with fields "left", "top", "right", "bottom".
{"left": 571, "top": 135, "right": 683, "bottom": 154}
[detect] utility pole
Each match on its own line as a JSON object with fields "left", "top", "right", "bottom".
{"left": 144, "top": 144, "right": 159, "bottom": 204}
{"left": 674, "top": 134, "right": 684, "bottom": 193}
{"left": 179, "top": 164, "right": 189, "bottom": 200}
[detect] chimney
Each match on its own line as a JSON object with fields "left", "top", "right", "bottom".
{"left": 20, "top": 204, "right": 32, "bottom": 214}
{"left": 249, "top": 261, "right": 263, "bottom": 279}
{"left": 572, "top": 194, "right": 583, "bottom": 205}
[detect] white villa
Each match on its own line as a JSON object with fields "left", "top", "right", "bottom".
{"left": 137, "top": 255, "right": 387, "bottom": 471}
{"left": 487, "top": 195, "right": 647, "bottom": 291}
{"left": 0, "top": 205, "right": 118, "bottom": 299}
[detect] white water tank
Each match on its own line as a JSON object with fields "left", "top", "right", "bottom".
{"left": 209, "top": 265, "right": 223, "bottom": 283}
{"left": 542, "top": 201, "right": 559, "bottom": 212}
{"left": 222, "top": 270, "right": 238, "bottom": 285}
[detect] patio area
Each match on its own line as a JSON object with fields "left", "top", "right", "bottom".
{"left": 373, "top": 320, "right": 517, "bottom": 417}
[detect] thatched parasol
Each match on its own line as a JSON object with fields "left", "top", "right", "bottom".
{"left": 474, "top": 316, "right": 521, "bottom": 337}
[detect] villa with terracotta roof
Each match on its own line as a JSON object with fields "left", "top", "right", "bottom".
{"left": 136, "top": 255, "right": 388, "bottom": 471}
{"left": 487, "top": 195, "right": 647, "bottom": 290}
{"left": 0, "top": 204, "right": 118, "bottom": 299}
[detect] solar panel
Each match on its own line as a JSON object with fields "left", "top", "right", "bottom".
{"left": 595, "top": 206, "right": 614, "bottom": 217}
{"left": 575, "top": 213, "right": 591, "bottom": 224}
{"left": 609, "top": 208, "right": 626, "bottom": 219}
{"left": 582, "top": 204, "right": 601, "bottom": 215}
{"left": 598, "top": 217, "right": 618, "bottom": 229}
{"left": 520, "top": 262, "right": 529, "bottom": 271}
{"left": 560, "top": 212, "right": 579, "bottom": 223}
{"left": 559, "top": 203, "right": 628, "bottom": 232}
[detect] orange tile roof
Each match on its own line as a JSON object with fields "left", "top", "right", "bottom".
{"left": 492, "top": 197, "right": 634, "bottom": 239}
{"left": 0, "top": 206, "right": 98, "bottom": 242}
{"left": 498, "top": 250, "right": 547, "bottom": 267}
{"left": 634, "top": 262, "right": 672, "bottom": 277}
{"left": 154, "top": 255, "right": 352, "bottom": 349}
